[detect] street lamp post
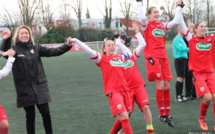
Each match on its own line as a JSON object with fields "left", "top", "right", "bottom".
{"left": 194, "top": 0, "right": 197, "bottom": 23}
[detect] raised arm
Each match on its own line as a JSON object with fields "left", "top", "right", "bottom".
{"left": 137, "top": 1, "right": 148, "bottom": 31}
{"left": 115, "top": 39, "right": 132, "bottom": 62}
{"left": 70, "top": 38, "right": 101, "bottom": 63}
{"left": 132, "top": 21, "right": 146, "bottom": 60}
{"left": 164, "top": 6, "right": 182, "bottom": 30}
{"left": 179, "top": 13, "right": 192, "bottom": 41}
{"left": 0, "top": 56, "right": 15, "bottom": 79}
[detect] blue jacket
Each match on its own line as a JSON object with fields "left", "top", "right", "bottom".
{"left": 173, "top": 35, "right": 189, "bottom": 59}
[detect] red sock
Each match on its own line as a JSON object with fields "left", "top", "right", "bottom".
{"left": 109, "top": 118, "right": 122, "bottom": 134}
{"left": 199, "top": 101, "right": 209, "bottom": 120}
{"left": 164, "top": 90, "right": 171, "bottom": 116}
{"left": 121, "top": 119, "right": 133, "bottom": 134}
{"left": 156, "top": 89, "right": 165, "bottom": 116}
{"left": 0, "top": 127, "right": 9, "bottom": 134}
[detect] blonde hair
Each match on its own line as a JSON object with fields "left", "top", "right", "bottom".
{"left": 13, "top": 25, "right": 35, "bottom": 45}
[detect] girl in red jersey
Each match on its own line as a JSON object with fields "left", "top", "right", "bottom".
{"left": 136, "top": 0, "right": 184, "bottom": 127}
{"left": 179, "top": 9, "right": 215, "bottom": 131}
{"left": 68, "top": 37, "right": 133, "bottom": 134}
{"left": 115, "top": 21, "right": 154, "bottom": 134}
{"left": 0, "top": 48, "right": 16, "bottom": 134}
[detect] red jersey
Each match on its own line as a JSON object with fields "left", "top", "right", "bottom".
{"left": 143, "top": 21, "right": 168, "bottom": 59}
{"left": 123, "top": 53, "right": 145, "bottom": 89}
{"left": 212, "top": 39, "right": 215, "bottom": 68}
{"left": 96, "top": 54, "right": 130, "bottom": 95}
{"left": 188, "top": 35, "right": 215, "bottom": 72}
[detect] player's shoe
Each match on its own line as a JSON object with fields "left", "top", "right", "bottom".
{"left": 136, "top": 0, "right": 142, "bottom": 2}
{"left": 159, "top": 115, "right": 166, "bottom": 122}
{"left": 118, "top": 129, "right": 124, "bottom": 134}
{"left": 166, "top": 115, "right": 174, "bottom": 127}
{"left": 175, "top": 95, "right": 187, "bottom": 102}
{"left": 199, "top": 119, "right": 208, "bottom": 131}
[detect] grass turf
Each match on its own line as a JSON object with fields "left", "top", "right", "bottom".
{"left": 0, "top": 45, "right": 214, "bottom": 134}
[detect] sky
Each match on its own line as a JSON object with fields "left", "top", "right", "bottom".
{"left": 0, "top": 0, "right": 158, "bottom": 19}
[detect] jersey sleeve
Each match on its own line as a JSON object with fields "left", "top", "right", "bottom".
{"left": 0, "top": 57, "right": 15, "bottom": 79}
{"left": 71, "top": 38, "right": 101, "bottom": 64}
{"left": 133, "top": 32, "right": 146, "bottom": 60}
{"left": 115, "top": 39, "right": 132, "bottom": 62}
{"left": 164, "top": 6, "right": 182, "bottom": 31}
{"left": 137, "top": 2, "right": 148, "bottom": 31}
{"left": 179, "top": 14, "right": 192, "bottom": 41}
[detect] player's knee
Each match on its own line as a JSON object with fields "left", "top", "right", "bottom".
{"left": 0, "top": 121, "right": 9, "bottom": 129}
{"left": 203, "top": 95, "right": 212, "bottom": 104}
{"left": 118, "top": 111, "right": 129, "bottom": 120}
{"left": 142, "top": 105, "right": 149, "bottom": 113}
{"left": 164, "top": 81, "right": 170, "bottom": 89}
{"left": 177, "top": 77, "right": 184, "bottom": 82}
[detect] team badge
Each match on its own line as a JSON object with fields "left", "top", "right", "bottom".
{"left": 30, "top": 49, "right": 34, "bottom": 54}
{"left": 160, "top": 24, "right": 164, "bottom": 28}
{"left": 200, "top": 87, "right": 204, "bottom": 92}
{"left": 208, "top": 38, "right": 212, "bottom": 42}
{"left": 117, "top": 104, "right": 122, "bottom": 109}
{"left": 157, "top": 73, "right": 161, "bottom": 78}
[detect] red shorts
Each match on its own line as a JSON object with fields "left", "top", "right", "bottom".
{"left": 0, "top": 105, "right": 7, "bottom": 121}
{"left": 107, "top": 91, "right": 132, "bottom": 117}
{"left": 146, "top": 57, "right": 172, "bottom": 82}
{"left": 130, "top": 84, "right": 149, "bottom": 112}
{"left": 192, "top": 71, "right": 215, "bottom": 98}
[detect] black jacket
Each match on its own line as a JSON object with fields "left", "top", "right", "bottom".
{"left": 1, "top": 39, "right": 72, "bottom": 108}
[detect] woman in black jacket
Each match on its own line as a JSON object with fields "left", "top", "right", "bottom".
{"left": 1, "top": 25, "right": 73, "bottom": 134}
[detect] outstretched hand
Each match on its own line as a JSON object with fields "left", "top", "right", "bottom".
{"left": 2, "top": 49, "right": 16, "bottom": 57}
{"left": 67, "top": 37, "right": 73, "bottom": 46}
{"left": 132, "top": 21, "right": 140, "bottom": 33}
{"left": 3, "top": 30, "right": 12, "bottom": 40}
{"left": 177, "top": 0, "right": 184, "bottom": 8}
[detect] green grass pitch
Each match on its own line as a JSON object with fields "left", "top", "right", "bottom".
{"left": 0, "top": 45, "right": 214, "bottom": 134}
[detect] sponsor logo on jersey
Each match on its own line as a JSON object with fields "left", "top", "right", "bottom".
{"left": 124, "top": 60, "right": 134, "bottom": 69}
{"left": 110, "top": 60, "right": 124, "bottom": 67}
{"left": 152, "top": 29, "right": 165, "bottom": 37}
{"left": 200, "top": 87, "right": 204, "bottom": 92}
{"left": 157, "top": 73, "right": 161, "bottom": 78}
{"left": 117, "top": 104, "right": 122, "bottom": 109}
{"left": 30, "top": 49, "right": 34, "bottom": 54}
{"left": 196, "top": 43, "right": 211, "bottom": 50}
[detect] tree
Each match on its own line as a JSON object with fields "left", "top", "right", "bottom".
{"left": 69, "top": 0, "right": 83, "bottom": 29}
{"left": 40, "top": 0, "right": 53, "bottom": 30}
{"left": 18, "top": 0, "right": 41, "bottom": 28}
{"left": 119, "top": 0, "right": 135, "bottom": 35}
{"left": 0, "top": 7, "right": 20, "bottom": 34}
{"left": 94, "top": 0, "right": 112, "bottom": 29}
{"left": 86, "top": 7, "right": 91, "bottom": 18}
{"left": 160, "top": 0, "right": 176, "bottom": 21}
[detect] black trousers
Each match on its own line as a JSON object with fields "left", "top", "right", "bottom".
{"left": 174, "top": 58, "right": 196, "bottom": 96}
{"left": 24, "top": 103, "right": 53, "bottom": 134}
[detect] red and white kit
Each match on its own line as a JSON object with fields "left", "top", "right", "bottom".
{"left": 180, "top": 14, "right": 215, "bottom": 98}
{"left": 115, "top": 32, "right": 149, "bottom": 111}
{"left": 71, "top": 38, "right": 132, "bottom": 117}
{"left": 137, "top": 2, "right": 182, "bottom": 81}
